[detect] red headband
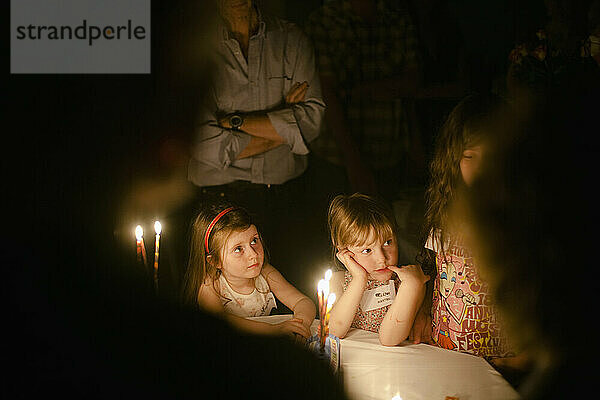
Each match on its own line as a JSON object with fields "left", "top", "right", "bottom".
{"left": 204, "top": 207, "right": 235, "bottom": 253}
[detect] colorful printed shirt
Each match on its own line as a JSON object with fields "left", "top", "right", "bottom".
{"left": 305, "top": 0, "right": 419, "bottom": 169}
{"left": 426, "top": 230, "right": 512, "bottom": 358}
{"left": 342, "top": 270, "right": 401, "bottom": 333}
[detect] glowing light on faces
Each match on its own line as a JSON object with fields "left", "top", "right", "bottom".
{"left": 347, "top": 230, "right": 398, "bottom": 281}
{"left": 220, "top": 225, "right": 264, "bottom": 281}
{"left": 460, "top": 145, "right": 484, "bottom": 186}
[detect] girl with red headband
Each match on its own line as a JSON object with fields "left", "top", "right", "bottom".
{"left": 183, "top": 200, "right": 315, "bottom": 339}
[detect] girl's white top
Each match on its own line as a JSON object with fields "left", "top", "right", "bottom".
{"left": 218, "top": 273, "right": 277, "bottom": 317}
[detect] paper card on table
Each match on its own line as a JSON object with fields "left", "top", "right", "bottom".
{"left": 359, "top": 280, "right": 396, "bottom": 312}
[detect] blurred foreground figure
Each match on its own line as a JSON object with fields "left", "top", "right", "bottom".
{"left": 456, "top": 68, "right": 598, "bottom": 398}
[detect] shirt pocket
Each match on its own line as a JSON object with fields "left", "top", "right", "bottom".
{"left": 265, "top": 75, "right": 292, "bottom": 108}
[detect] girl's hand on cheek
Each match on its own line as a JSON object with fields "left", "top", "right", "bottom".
{"left": 388, "top": 265, "right": 429, "bottom": 286}
{"left": 336, "top": 249, "right": 368, "bottom": 281}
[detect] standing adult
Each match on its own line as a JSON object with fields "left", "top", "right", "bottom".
{"left": 305, "top": 0, "right": 422, "bottom": 201}
{"left": 188, "top": 0, "right": 325, "bottom": 285}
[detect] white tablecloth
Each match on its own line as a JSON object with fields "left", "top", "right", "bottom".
{"left": 250, "top": 315, "right": 520, "bottom": 400}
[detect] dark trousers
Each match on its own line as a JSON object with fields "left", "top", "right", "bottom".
{"left": 197, "top": 176, "right": 306, "bottom": 264}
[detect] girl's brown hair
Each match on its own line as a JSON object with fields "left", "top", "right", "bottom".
{"left": 417, "top": 93, "right": 507, "bottom": 276}
{"left": 182, "top": 199, "right": 262, "bottom": 306}
{"left": 327, "top": 193, "right": 399, "bottom": 270}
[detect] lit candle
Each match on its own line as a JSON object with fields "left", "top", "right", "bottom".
{"left": 136, "top": 225, "right": 148, "bottom": 267}
{"left": 153, "top": 220, "right": 162, "bottom": 291}
{"left": 324, "top": 293, "right": 336, "bottom": 337}
{"left": 323, "top": 269, "right": 332, "bottom": 317}
{"left": 317, "top": 269, "right": 336, "bottom": 350}
{"left": 322, "top": 278, "right": 330, "bottom": 304}
{"left": 326, "top": 292, "right": 336, "bottom": 314}
{"left": 317, "top": 279, "right": 325, "bottom": 319}
{"left": 135, "top": 225, "right": 143, "bottom": 264}
{"left": 317, "top": 278, "right": 325, "bottom": 347}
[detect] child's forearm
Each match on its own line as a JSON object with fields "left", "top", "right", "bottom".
{"left": 292, "top": 297, "right": 316, "bottom": 328}
{"left": 225, "top": 314, "right": 279, "bottom": 336}
{"left": 329, "top": 277, "right": 367, "bottom": 338}
{"left": 379, "top": 281, "right": 426, "bottom": 346}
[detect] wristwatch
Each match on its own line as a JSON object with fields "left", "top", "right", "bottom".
{"left": 229, "top": 114, "right": 244, "bottom": 130}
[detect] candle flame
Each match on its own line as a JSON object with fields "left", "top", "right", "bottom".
{"left": 324, "top": 268, "right": 332, "bottom": 281}
{"left": 391, "top": 395, "right": 402, "bottom": 400}
{"left": 135, "top": 225, "right": 143, "bottom": 240}
{"left": 317, "top": 279, "right": 325, "bottom": 294}
{"left": 154, "top": 220, "right": 162, "bottom": 235}
{"left": 323, "top": 280, "right": 330, "bottom": 300}
{"left": 326, "top": 293, "right": 336, "bottom": 310}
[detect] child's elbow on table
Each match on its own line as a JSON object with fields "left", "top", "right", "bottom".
{"left": 329, "top": 321, "right": 349, "bottom": 339}
{"left": 378, "top": 327, "right": 409, "bottom": 347}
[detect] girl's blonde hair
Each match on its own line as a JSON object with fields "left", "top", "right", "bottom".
{"left": 327, "top": 193, "right": 399, "bottom": 269}
{"left": 182, "top": 199, "right": 265, "bottom": 306}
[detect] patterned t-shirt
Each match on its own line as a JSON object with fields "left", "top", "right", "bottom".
{"left": 218, "top": 273, "right": 277, "bottom": 318}
{"left": 342, "top": 270, "right": 401, "bottom": 333}
{"left": 426, "top": 230, "right": 512, "bottom": 358}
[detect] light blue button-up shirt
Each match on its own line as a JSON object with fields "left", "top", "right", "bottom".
{"left": 188, "top": 11, "right": 325, "bottom": 186}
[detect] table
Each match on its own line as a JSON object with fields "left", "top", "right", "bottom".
{"left": 250, "top": 315, "right": 520, "bottom": 400}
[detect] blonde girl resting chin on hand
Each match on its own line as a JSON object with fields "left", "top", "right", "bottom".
{"left": 182, "top": 201, "right": 315, "bottom": 340}
{"left": 326, "top": 194, "right": 429, "bottom": 346}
